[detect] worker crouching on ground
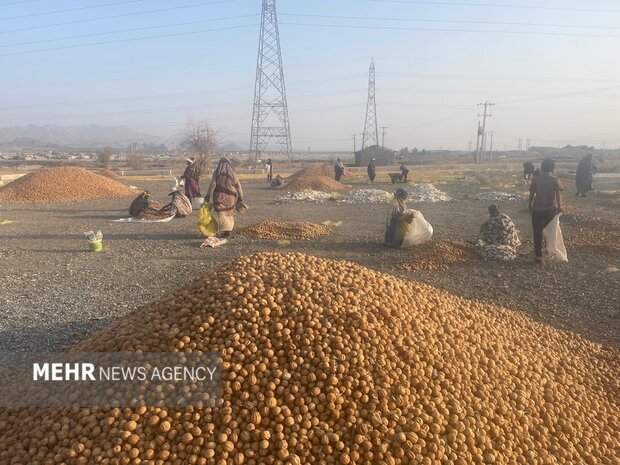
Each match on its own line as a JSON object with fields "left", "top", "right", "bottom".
{"left": 206, "top": 157, "right": 245, "bottom": 238}
{"left": 523, "top": 161, "right": 535, "bottom": 180}
{"left": 529, "top": 158, "right": 562, "bottom": 264}
{"left": 474, "top": 204, "right": 521, "bottom": 260}
{"left": 161, "top": 188, "right": 192, "bottom": 218}
{"left": 271, "top": 174, "right": 284, "bottom": 187}
{"left": 367, "top": 158, "right": 376, "bottom": 182}
{"left": 128, "top": 191, "right": 159, "bottom": 218}
{"left": 182, "top": 157, "right": 201, "bottom": 201}
{"left": 384, "top": 188, "right": 415, "bottom": 248}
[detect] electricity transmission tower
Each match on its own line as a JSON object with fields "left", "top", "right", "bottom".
{"left": 250, "top": 0, "right": 292, "bottom": 163}
{"left": 362, "top": 58, "right": 379, "bottom": 149}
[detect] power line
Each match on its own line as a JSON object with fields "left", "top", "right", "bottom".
{"left": 360, "top": 0, "right": 620, "bottom": 14}
{"left": 5, "top": 98, "right": 618, "bottom": 126}
{"left": 4, "top": 86, "right": 367, "bottom": 114}
{"left": 378, "top": 71, "right": 620, "bottom": 84}
{"left": 280, "top": 13, "right": 620, "bottom": 31}
{"left": 3, "top": 69, "right": 366, "bottom": 99}
{"left": 0, "top": 0, "right": 44, "bottom": 6}
{"left": 378, "top": 86, "right": 620, "bottom": 98}
{"left": 0, "top": 23, "right": 258, "bottom": 57}
{"left": 0, "top": 90, "right": 367, "bottom": 123}
{"left": 3, "top": 87, "right": 366, "bottom": 111}
{"left": 0, "top": 0, "right": 239, "bottom": 35}
{"left": 0, "top": 0, "right": 148, "bottom": 21}
{"left": 380, "top": 102, "right": 620, "bottom": 113}
{"left": 279, "top": 21, "right": 620, "bottom": 39}
{"left": 0, "top": 14, "right": 259, "bottom": 49}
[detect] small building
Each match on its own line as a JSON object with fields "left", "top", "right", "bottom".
{"left": 354, "top": 145, "right": 395, "bottom": 167}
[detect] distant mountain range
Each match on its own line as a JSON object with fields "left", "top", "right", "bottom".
{"left": 0, "top": 124, "right": 165, "bottom": 149}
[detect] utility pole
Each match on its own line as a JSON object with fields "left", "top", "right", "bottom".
{"left": 474, "top": 121, "right": 482, "bottom": 163}
{"left": 250, "top": 0, "right": 292, "bottom": 163}
{"left": 379, "top": 126, "right": 389, "bottom": 148}
{"left": 467, "top": 140, "right": 472, "bottom": 156}
{"left": 352, "top": 133, "right": 363, "bottom": 152}
{"left": 487, "top": 131, "right": 495, "bottom": 160}
{"left": 362, "top": 58, "right": 379, "bottom": 149}
{"left": 477, "top": 102, "right": 494, "bottom": 163}
{"left": 525, "top": 138, "right": 530, "bottom": 151}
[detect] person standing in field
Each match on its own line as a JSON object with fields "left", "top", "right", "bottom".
{"left": 182, "top": 157, "right": 201, "bottom": 201}
{"left": 367, "top": 158, "right": 376, "bottom": 182}
{"left": 335, "top": 158, "right": 345, "bottom": 182}
{"left": 266, "top": 158, "right": 273, "bottom": 184}
{"left": 206, "top": 158, "right": 244, "bottom": 238}
{"left": 575, "top": 153, "right": 596, "bottom": 197}
{"left": 400, "top": 163, "right": 410, "bottom": 183}
{"left": 528, "top": 158, "right": 562, "bottom": 264}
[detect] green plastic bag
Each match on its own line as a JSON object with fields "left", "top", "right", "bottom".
{"left": 197, "top": 203, "right": 218, "bottom": 237}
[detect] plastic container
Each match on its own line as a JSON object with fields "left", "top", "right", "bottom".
{"left": 90, "top": 241, "right": 103, "bottom": 252}
{"left": 192, "top": 197, "right": 204, "bottom": 210}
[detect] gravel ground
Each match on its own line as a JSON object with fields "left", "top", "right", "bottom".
{"left": 0, "top": 171, "right": 618, "bottom": 351}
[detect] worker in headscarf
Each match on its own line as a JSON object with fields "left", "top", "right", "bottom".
{"left": 367, "top": 158, "right": 376, "bottom": 182}
{"left": 575, "top": 153, "right": 596, "bottom": 197}
{"left": 182, "top": 157, "right": 201, "bottom": 200}
{"left": 206, "top": 157, "right": 244, "bottom": 238}
{"left": 129, "top": 191, "right": 157, "bottom": 218}
{"left": 334, "top": 158, "right": 345, "bottom": 182}
{"left": 271, "top": 174, "right": 284, "bottom": 187}
{"left": 384, "top": 188, "right": 414, "bottom": 248}
{"left": 475, "top": 204, "right": 521, "bottom": 260}
{"left": 161, "top": 188, "right": 192, "bottom": 218}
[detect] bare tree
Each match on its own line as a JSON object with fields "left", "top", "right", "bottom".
{"left": 98, "top": 146, "right": 114, "bottom": 168}
{"left": 179, "top": 120, "right": 217, "bottom": 179}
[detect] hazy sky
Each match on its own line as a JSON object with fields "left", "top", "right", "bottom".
{"left": 2, "top": 0, "right": 620, "bottom": 150}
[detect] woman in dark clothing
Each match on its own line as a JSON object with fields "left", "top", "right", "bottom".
{"left": 367, "top": 158, "right": 376, "bottom": 182}
{"left": 529, "top": 158, "right": 562, "bottom": 263}
{"left": 400, "top": 164, "right": 410, "bottom": 182}
{"left": 334, "top": 158, "right": 344, "bottom": 182}
{"left": 575, "top": 154, "right": 596, "bottom": 197}
{"left": 182, "top": 157, "right": 201, "bottom": 200}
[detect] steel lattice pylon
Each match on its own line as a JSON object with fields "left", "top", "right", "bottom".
{"left": 250, "top": 0, "right": 292, "bottom": 162}
{"left": 362, "top": 58, "right": 379, "bottom": 149}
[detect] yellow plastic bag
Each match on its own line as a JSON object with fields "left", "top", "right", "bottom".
{"left": 197, "top": 203, "right": 218, "bottom": 237}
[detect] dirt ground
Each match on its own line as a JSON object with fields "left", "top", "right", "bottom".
{"left": 0, "top": 167, "right": 618, "bottom": 352}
